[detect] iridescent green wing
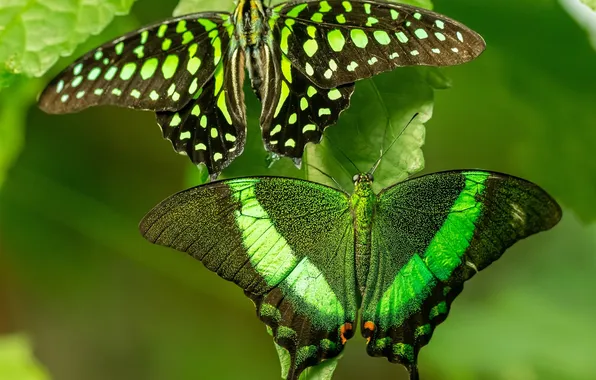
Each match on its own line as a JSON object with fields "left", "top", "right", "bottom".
{"left": 39, "top": 13, "right": 231, "bottom": 114}
{"left": 156, "top": 45, "right": 247, "bottom": 178}
{"left": 269, "top": 0, "right": 485, "bottom": 88}
{"left": 139, "top": 177, "right": 358, "bottom": 380}
{"left": 360, "top": 171, "right": 561, "bottom": 379}
{"left": 257, "top": 41, "right": 354, "bottom": 165}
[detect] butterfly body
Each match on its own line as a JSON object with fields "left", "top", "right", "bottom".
{"left": 351, "top": 173, "right": 376, "bottom": 294}
{"left": 39, "top": 0, "right": 485, "bottom": 178}
{"left": 230, "top": 1, "right": 266, "bottom": 93}
{"left": 140, "top": 170, "right": 561, "bottom": 379}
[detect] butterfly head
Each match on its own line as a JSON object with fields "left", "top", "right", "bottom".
{"left": 353, "top": 173, "right": 374, "bottom": 185}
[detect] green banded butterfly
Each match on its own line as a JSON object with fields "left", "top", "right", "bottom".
{"left": 140, "top": 169, "right": 560, "bottom": 379}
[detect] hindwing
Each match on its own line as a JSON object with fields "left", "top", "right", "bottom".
{"left": 258, "top": 42, "right": 354, "bottom": 165}
{"left": 156, "top": 46, "right": 247, "bottom": 179}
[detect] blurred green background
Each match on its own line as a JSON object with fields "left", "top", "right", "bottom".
{"left": 1, "top": 0, "right": 595, "bottom": 379}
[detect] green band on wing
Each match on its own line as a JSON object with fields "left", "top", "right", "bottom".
{"left": 423, "top": 172, "right": 490, "bottom": 281}
{"left": 374, "top": 254, "right": 435, "bottom": 328}
{"left": 282, "top": 257, "right": 345, "bottom": 327}
{"left": 229, "top": 181, "right": 298, "bottom": 286}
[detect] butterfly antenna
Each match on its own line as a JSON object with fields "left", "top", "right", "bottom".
{"left": 325, "top": 135, "right": 361, "bottom": 174}
{"left": 368, "top": 113, "right": 419, "bottom": 176}
{"left": 305, "top": 163, "right": 345, "bottom": 192}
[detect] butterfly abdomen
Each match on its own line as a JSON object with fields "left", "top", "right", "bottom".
{"left": 351, "top": 177, "right": 377, "bottom": 293}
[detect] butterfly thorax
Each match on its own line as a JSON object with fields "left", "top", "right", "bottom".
{"left": 232, "top": 0, "right": 267, "bottom": 46}
{"left": 232, "top": 0, "right": 271, "bottom": 96}
{"left": 350, "top": 174, "right": 377, "bottom": 294}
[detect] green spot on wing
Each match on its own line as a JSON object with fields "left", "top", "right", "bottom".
{"left": 119, "top": 62, "right": 136, "bottom": 80}
{"left": 373, "top": 30, "right": 391, "bottom": 45}
{"left": 392, "top": 343, "right": 414, "bottom": 362}
{"left": 176, "top": 20, "right": 187, "bottom": 33}
{"left": 320, "top": 339, "right": 337, "bottom": 352}
{"left": 140, "top": 58, "right": 158, "bottom": 80}
{"left": 311, "top": 13, "right": 324, "bottom": 23}
{"left": 303, "top": 39, "right": 318, "bottom": 57}
{"left": 429, "top": 301, "right": 448, "bottom": 319}
{"left": 198, "top": 19, "right": 217, "bottom": 31}
{"left": 114, "top": 41, "right": 124, "bottom": 55}
{"left": 161, "top": 55, "right": 179, "bottom": 79}
{"left": 296, "top": 345, "right": 317, "bottom": 366}
{"left": 376, "top": 337, "right": 392, "bottom": 350}
{"left": 286, "top": 4, "right": 308, "bottom": 18}
{"left": 71, "top": 76, "right": 82, "bottom": 87}
{"left": 327, "top": 30, "right": 346, "bottom": 52}
{"left": 260, "top": 304, "right": 282, "bottom": 322}
{"left": 87, "top": 67, "right": 101, "bottom": 80}
{"left": 157, "top": 24, "right": 167, "bottom": 38}
{"left": 277, "top": 326, "right": 297, "bottom": 340}
{"left": 414, "top": 324, "right": 431, "bottom": 338}
{"left": 350, "top": 29, "right": 368, "bottom": 49}
{"left": 319, "top": 1, "right": 332, "bottom": 13}
{"left": 104, "top": 66, "right": 117, "bottom": 80}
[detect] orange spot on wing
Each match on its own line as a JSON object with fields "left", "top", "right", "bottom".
{"left": 364, "top": 321, "right": 375, "bottom": 331}
{"left": 363, "top": 321, "right": 376, "bottom": 343}
{"left": 340, "top": 323, "right": 353, "bottom": 345}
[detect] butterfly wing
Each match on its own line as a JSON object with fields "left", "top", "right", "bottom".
{"left": 156, "top": 45, "right": 247, "bottom": 178}
{"left": 140, "top": 177, "right": 358, "bottom": 380}
{"left": 39, "top": 13, "right": 231, "bottom": 114}
{"left": 257, "top": 41, "right": 354, "bottom": 165}
{"left": 360, "top": 171, "right": 561, "bottom": 378}
{"left": 270, "top": 0, "right": 485, "bottom": 89}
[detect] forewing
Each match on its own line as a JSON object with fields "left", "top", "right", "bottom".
{"left": 156, "top": 46, "right": 247, "bottom": 179}
{"left": 360, "top": 171, "right": 561, "bottom": 378}
{"left": 39, "top": 13, "right": 231, "bottom": 114}
{"left": 258, "top": 42, "right": 354, "bottom": 164}
{"left": 270, "top": 0, "right": 485, "bottom": 88}
{"left": 140, "top": 177, "right": 357, "bottom": 380}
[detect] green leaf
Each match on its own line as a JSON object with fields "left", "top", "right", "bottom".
{"left": 0, "top": 79, "right": 42, "bottom": 189}
{"left": 184, "top": 162, "right": 210, "bottom": 187}
{"left": 0, "top": 70, "right": 18, "bottom": 91}
{"left": 304, "top": 67, "right": 435, "bottom": 192}
{"left": 579, "top": 0, "right": 596, "bottom": 10}
{"left": 0, "top": 334, "right": 50, "bottom": 380}
{"left": 173, "top": 0, "right": 235, "bottom": 16}
{"left": 0, "top": 0, "right": 137, "bottom": 77}
{"left": 298, "top": 355, "right": 342, "bottom": 380}
{"left": 267, "top": 329, "right": 341, "bottom": 380}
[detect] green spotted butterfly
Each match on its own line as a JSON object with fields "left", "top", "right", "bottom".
{"left": 39, "top": 0, "right": 485, "bottom": 179}
{"left": 139, "top": 169, "right": 561, "bottom": 379}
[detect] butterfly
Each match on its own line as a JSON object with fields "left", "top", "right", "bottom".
{"left": 38, "top": 0, "right": 485, "bottom": 179}
{"left": 139, "top": 169, "right": 561, "bottom": 379}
